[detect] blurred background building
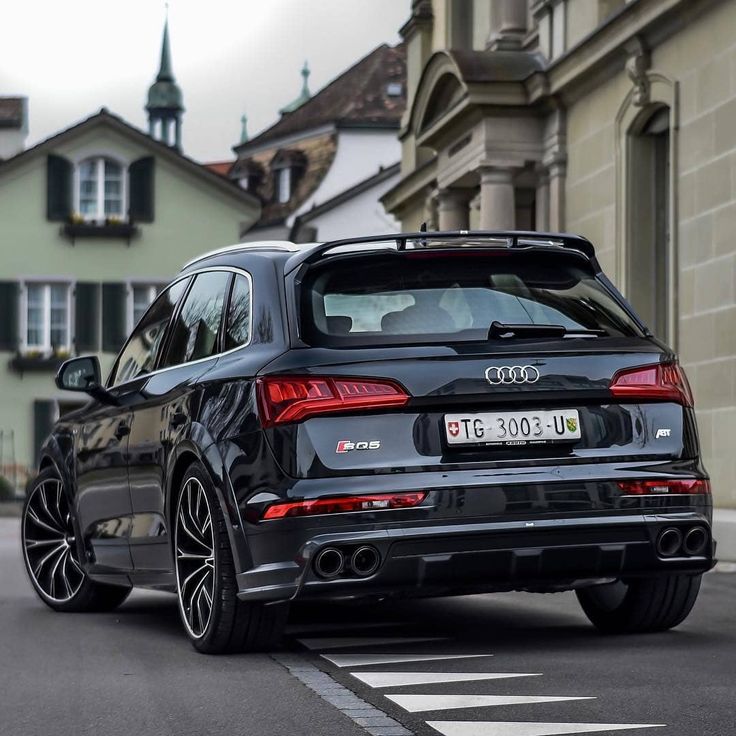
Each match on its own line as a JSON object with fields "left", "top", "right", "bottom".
{"left": 0, "top": 21, "right": 260, "bottom": 488}
{"left": 383, "top": 0, "right": 736, "bottom": 510}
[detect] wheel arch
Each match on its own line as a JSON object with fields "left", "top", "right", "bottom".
{"left": 166, "top": 439, "right": 252, "bottom": 574}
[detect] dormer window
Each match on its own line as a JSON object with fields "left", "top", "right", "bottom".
{"left": 78, "top": 157, "right": 125, "bottom": 221}
{"left": 270, "top": 148, "right": 306, "bottom": 205}
{"left": 275, "top": 167, "right": 292, "bottom": 203}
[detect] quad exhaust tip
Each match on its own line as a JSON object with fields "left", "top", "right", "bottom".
{"left": 314, "top": 547, "right": 344, "bottom": 579}
{"left": 656, "top": 527, "right": 683, "bottom": 557}
{"left": 683, "top": 526, "right": 708, "bottom": 556}
{"left": 351, "top": 546, "right": 380, "bottom": 577}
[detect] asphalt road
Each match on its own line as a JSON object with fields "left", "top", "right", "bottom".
{"left": 1, "top": 516, "right": 734, "bottom": 736}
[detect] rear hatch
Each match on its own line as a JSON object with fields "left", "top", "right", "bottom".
{"left": 260, "top": 247, "right": 696, "bottom": 479}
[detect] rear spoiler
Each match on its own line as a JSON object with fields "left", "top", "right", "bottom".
{"left": 284, "top": 229, "right": 600, "bottom": 274}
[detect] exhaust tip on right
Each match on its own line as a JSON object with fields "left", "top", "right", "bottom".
{"left": 351, "top": 546, "right": 380, "bottom": 577}
{"left": 656, "top": 527, "right": 683, "bottom": 557}
{"left": 683, "top": 526, "right": 708, "bottom": 556}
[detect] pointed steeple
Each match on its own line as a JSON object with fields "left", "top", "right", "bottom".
{"left": 146, "top": 11, "right": 184, "bottom": 149}
{"left": 240, "top": 113, "right": 249, "bottom": 144}
{"left": 279, "top": 60, "right": 312, "bottom": 115}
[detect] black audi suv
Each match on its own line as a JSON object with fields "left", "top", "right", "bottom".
{"left": 22, "top": 231, "right": 714, "bottom": 653}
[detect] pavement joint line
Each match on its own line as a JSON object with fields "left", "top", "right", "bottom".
{"left": 271, "top": 652, "right": 417, "bottom": 736}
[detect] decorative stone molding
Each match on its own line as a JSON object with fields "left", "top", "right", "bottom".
{"left": 625, "top": 49, "right": 651, "bottom": 107}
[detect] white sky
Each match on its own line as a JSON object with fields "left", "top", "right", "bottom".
{"left": 0, "top": 0, "right": 408, "bottom": 162}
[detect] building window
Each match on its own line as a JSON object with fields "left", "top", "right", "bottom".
{"left": 129, "top": 284, "right": 164, "bottom": 332}
{"left": 77, "top": 157, "right": 125, "bottom": 221}
{"left": 23, "top": 283, "right": 71, "bottom": 354}
{"left": 275, "top": 167, "right": 292, "bottom": 203}
{"left": 627, "top": 107, "right": 671, "bottom": 340}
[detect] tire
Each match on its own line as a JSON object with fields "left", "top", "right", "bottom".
{"left": 576, "top": 574, "right": 702, "bottom": 634}
{"left": 173, "top": 462, "right": 288, "bottom": 654}
{"left": 21, "top": 468, "right": 132, "bottom": 613}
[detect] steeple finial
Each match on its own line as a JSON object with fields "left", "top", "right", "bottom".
{"left": 278, "top": 60, "right": 312, "bottom": 115}
{"left": 240, "top": 113, "right": 249, "bottom": 144}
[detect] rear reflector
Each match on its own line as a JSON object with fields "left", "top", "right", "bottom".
{"left": 617, "top": 479, "right": 711, "bottom": 495}
{"left": 262, "top": 491, "right": 427, "bottom": 520}
{"left": 609, "top": 362, "right": 694, "bottom": 406}
{"left": 256, "top": 375, "right": 409, "bottom": 427}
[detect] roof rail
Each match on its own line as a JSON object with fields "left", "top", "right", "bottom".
{"left": 181, "top": 240, "right": 305, "bottom": 270}
{"left": 284, "top": 229, "right": 598, "bottom": 273}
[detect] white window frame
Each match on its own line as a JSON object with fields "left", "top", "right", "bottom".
{"left": 19, "top": 280, "right": 73, "bottom": 356}
{"left": 127, "top": 282, "right": 167, "bottom": 334}
{"left": 73, "top": 156, "right": 128, "bottom": 223}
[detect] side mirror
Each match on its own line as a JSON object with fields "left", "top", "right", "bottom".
{"left": 55, "top": 356, "right": 117, "bottom": 405}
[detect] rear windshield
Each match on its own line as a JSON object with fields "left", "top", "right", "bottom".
{"left": 300, "top": 250, "right": 644, "bottom": 346}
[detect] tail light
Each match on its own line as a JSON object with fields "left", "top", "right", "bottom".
{"left": 617, "top": 479, "right": 711, "bottom": 495}
{"left": 262, "top": 491, "right": 427, "bottom": 520}
{"left": 256, "top": 375, "right": 409, "bottom": 427}
{"left": 609, "top": 362, "right": 694, "bottom": 406}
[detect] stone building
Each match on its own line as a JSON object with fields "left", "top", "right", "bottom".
{"left": 383, "top": 0, "right": 736, "bottom": 509}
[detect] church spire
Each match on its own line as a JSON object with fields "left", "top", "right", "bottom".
{"left": 240, "top": 113, "right": 249, "bottom": 144}
{"left": 146, "top": 12, "right": 184, "bottom": 149}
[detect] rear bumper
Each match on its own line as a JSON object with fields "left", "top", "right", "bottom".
{"left": 236, "top": 511, "right": 715, "bottom": 603}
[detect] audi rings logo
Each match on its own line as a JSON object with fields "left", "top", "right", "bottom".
{"left": 484, "top": 365, "right": 541, "bottom": 385}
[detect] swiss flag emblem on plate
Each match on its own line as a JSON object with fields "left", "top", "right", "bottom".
{"left": 447, "top": 421, "right": 460, "bottom": 437}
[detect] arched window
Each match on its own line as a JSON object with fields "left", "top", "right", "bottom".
{"left": 77, "top": 157, "right": 125, "bottom": 221}
{"left": 627, "top": 106, "right": 671, "bottom": 339}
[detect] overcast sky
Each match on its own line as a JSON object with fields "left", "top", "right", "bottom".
{"left": 0, "top": 0, "right": 408, "bottom": 162}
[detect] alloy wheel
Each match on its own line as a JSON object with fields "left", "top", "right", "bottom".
{"left": 174, "top": 477, "right": 215, "bottom": 639}
{"left": 22, "top": 479, "right": 85, "bottom": 603}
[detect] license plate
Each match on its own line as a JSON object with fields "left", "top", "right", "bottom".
{"left": 444, "top": 409, "right": 581, "bottom": 447}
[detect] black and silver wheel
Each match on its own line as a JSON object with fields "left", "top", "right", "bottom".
{"left": 21, "top": 468, "right": 131, "bottom": 612}
{"left": 576, "top": 574, "right": 702, "bottom": 634}
{"left": 174, "top": 462, "right": 288, "bottom": 654}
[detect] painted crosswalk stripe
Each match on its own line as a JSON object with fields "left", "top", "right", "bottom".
{"left": 387, "top": 694, "right": 595, "bottom": 712}
{"left": 426, "top": 722, "right": 666, "bottom": 736}
{"left": 350, "top": 671, "right": 542, "bottom": 688}
{"left": 297, "top": 636, "right": 445, "bottom": 650}
{"left": 322, "top": 653, "right": 493, "bottom": 668}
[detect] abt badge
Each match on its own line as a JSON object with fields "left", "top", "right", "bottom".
{"left": 655, "top": 428, "right": 672, "bottom": 439}
{"left": 336, "top": 440, "right": 381, "bottom": 453}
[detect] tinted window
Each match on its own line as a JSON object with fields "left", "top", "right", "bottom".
{"left": 161, "top": 271, "right": 231, "bottom": 368}
{"left": 110, "top": 278, "right": 189, "bottom": 386}
{"left": 301, "top": 251, "right": 643, "bottom": 346}
{"left": 224, "top": 274, "right": 251, "bottom": 351}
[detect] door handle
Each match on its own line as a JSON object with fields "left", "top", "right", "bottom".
{"left": 170, "top": 411, "right": 187, "bottom": 429}
{"left": 115, "top": 423, "right": 130, "bottom": 440}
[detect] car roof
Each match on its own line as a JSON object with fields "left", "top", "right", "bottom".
{"left": 180, "top": 230, "right": 598, "bottom": 275}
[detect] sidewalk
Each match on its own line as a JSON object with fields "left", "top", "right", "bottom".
{"left": 714, "top": 508, "right": 736, "bottom": 562}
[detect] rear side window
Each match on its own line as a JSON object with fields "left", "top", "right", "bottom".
{"left": 224, "top": 274, "right": 251, "bottom": 351}
{"left": 161, "top": 271, "right": 231, "bottom": 368}
{"left": 301, "top": 251, "right": 643, "bottom": 346}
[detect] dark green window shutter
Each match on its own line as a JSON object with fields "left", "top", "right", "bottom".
{"left": 128, "top": 156, "right": 155, "bottom": 223}
{"left": 33, "top": 400, "right": 57, "bottom": 466}
{"left": 102, "top": 282, "right": 128, "bottom": 353}
{"left": 0, "top": 281, "right": 19, "bottom": 351}
{"left": 46, "top": 154, "right": 72, "bottom": 221}
{"left": 74, "top": 282, "right": 101, "bottom": 354}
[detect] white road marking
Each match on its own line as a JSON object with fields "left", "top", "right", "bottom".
{"left": 322, "top": 653, "right": 493, "bottom": 668}
{"left": 350, "top": 672, "right": 542, "bottom": 688}
{"left": 387, "top": 694, "right": 595, "bottom": 712}
{"left": 297, "top": 636, "right": 445, "bottom": 650}
{"left": 427, "top": 722, "right": 666, "bottom": 736}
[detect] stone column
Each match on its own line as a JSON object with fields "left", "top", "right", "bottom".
{"left": 488, "top": 0, "right": 528, "bottom": 50}
{"left": 437, "top": 189, "right": 470, "bottom": 231}
{"left": 535, "top": 166, "right": 550, "bottom": 231}
{"left": 547, "top": 156, "right": 567, "bottom": 231}
{"left": 479, "top": 167, "right": 516, "bottom": 230}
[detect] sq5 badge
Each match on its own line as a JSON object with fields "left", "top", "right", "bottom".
{"left": 336, "top": 440, "right": 381, "bottom": 453}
